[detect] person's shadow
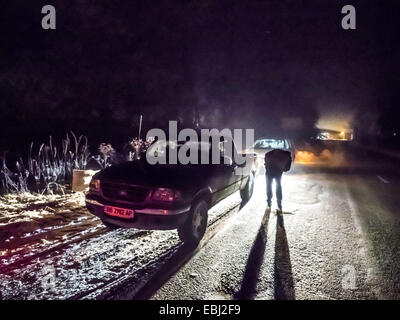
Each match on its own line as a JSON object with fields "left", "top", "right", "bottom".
{"left": 274, "top": 213, "right": 295, "bottom": 300}
{"left": 235, "top": 207, "right": 295, "bottom": 300}
{"left": 235, "top": 207, "right": 271, "bottom": 299}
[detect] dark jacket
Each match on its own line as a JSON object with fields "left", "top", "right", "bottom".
{"left": 264, "top": 149, "right": 292, "bottom": 176}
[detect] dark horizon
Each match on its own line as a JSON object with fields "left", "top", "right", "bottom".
{"left": 1, "top": 0, "right": 399, "bottom": 152}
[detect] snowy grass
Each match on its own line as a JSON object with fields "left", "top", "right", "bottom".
{"left": 0, "top": 132, "right": 89, "bottom": 195}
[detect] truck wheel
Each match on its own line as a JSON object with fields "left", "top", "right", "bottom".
{"left": 101, "top": 220, "right": 120, "bottom": 230}
{"left": 240, "top": 172, "right": 255, "bottom": 202}
{"left": 178, "top": 199, "right": 208, "bottom": 246}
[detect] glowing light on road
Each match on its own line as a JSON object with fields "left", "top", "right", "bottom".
{"left": 295, "top": 151, "right": 318, "bottom": 165}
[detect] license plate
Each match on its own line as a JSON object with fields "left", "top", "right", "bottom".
{"left": 104, "top": 206, "right": 134, "bottom": 219}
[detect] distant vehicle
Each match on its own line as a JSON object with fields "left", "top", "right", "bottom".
{"left": 86, "top": 137, "right": 257, "bottom": 245}
{"left": 245, "top": 138, "right": 295, "bottom": 174}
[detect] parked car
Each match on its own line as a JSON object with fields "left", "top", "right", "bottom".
{"left": 244, "top": 138, "right": 295, "bottom": 174}
{"left": 86, "top": 137, "right": 257, "bottom": 245}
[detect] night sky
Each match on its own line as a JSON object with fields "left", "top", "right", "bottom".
{"left": 0, "top": 0, "right": 399, "bottom": 151}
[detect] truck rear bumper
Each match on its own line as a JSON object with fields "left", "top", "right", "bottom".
{"left": 85, "top": 198, "right": 190, "bottom": 230}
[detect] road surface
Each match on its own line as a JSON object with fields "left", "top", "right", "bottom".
{"left": 1, "top": 146, "right": 400, "bottom": 300}
{"left": 152, "top": 148, "right": 400, "bottom": 300}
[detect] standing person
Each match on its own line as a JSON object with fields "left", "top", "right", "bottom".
{"left": 264, "top": 149, "right": 292, "bottom": 212}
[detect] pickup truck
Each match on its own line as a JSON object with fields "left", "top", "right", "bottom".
{"left": 86, "top": 138, "right": 257, "bottom": 245}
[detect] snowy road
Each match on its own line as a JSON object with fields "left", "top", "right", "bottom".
{"left": 153, "top": 163, "right": 400, "bottom": 300}
{"left": 1, "top": 149, "right": 400, "bottom": 300}
{"left": 0, "top": 185, "right": 242, "bottom": 300}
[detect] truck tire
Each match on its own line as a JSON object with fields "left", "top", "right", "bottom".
{"left": 178, "top": 199, "right": 208, "bottom": 246}
{"left": 240, "top": 172, "right": 255, "bottom": 202}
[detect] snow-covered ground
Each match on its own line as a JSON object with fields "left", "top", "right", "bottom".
{"left": 0, "top": 191, "right": 241, "bottom": 300}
